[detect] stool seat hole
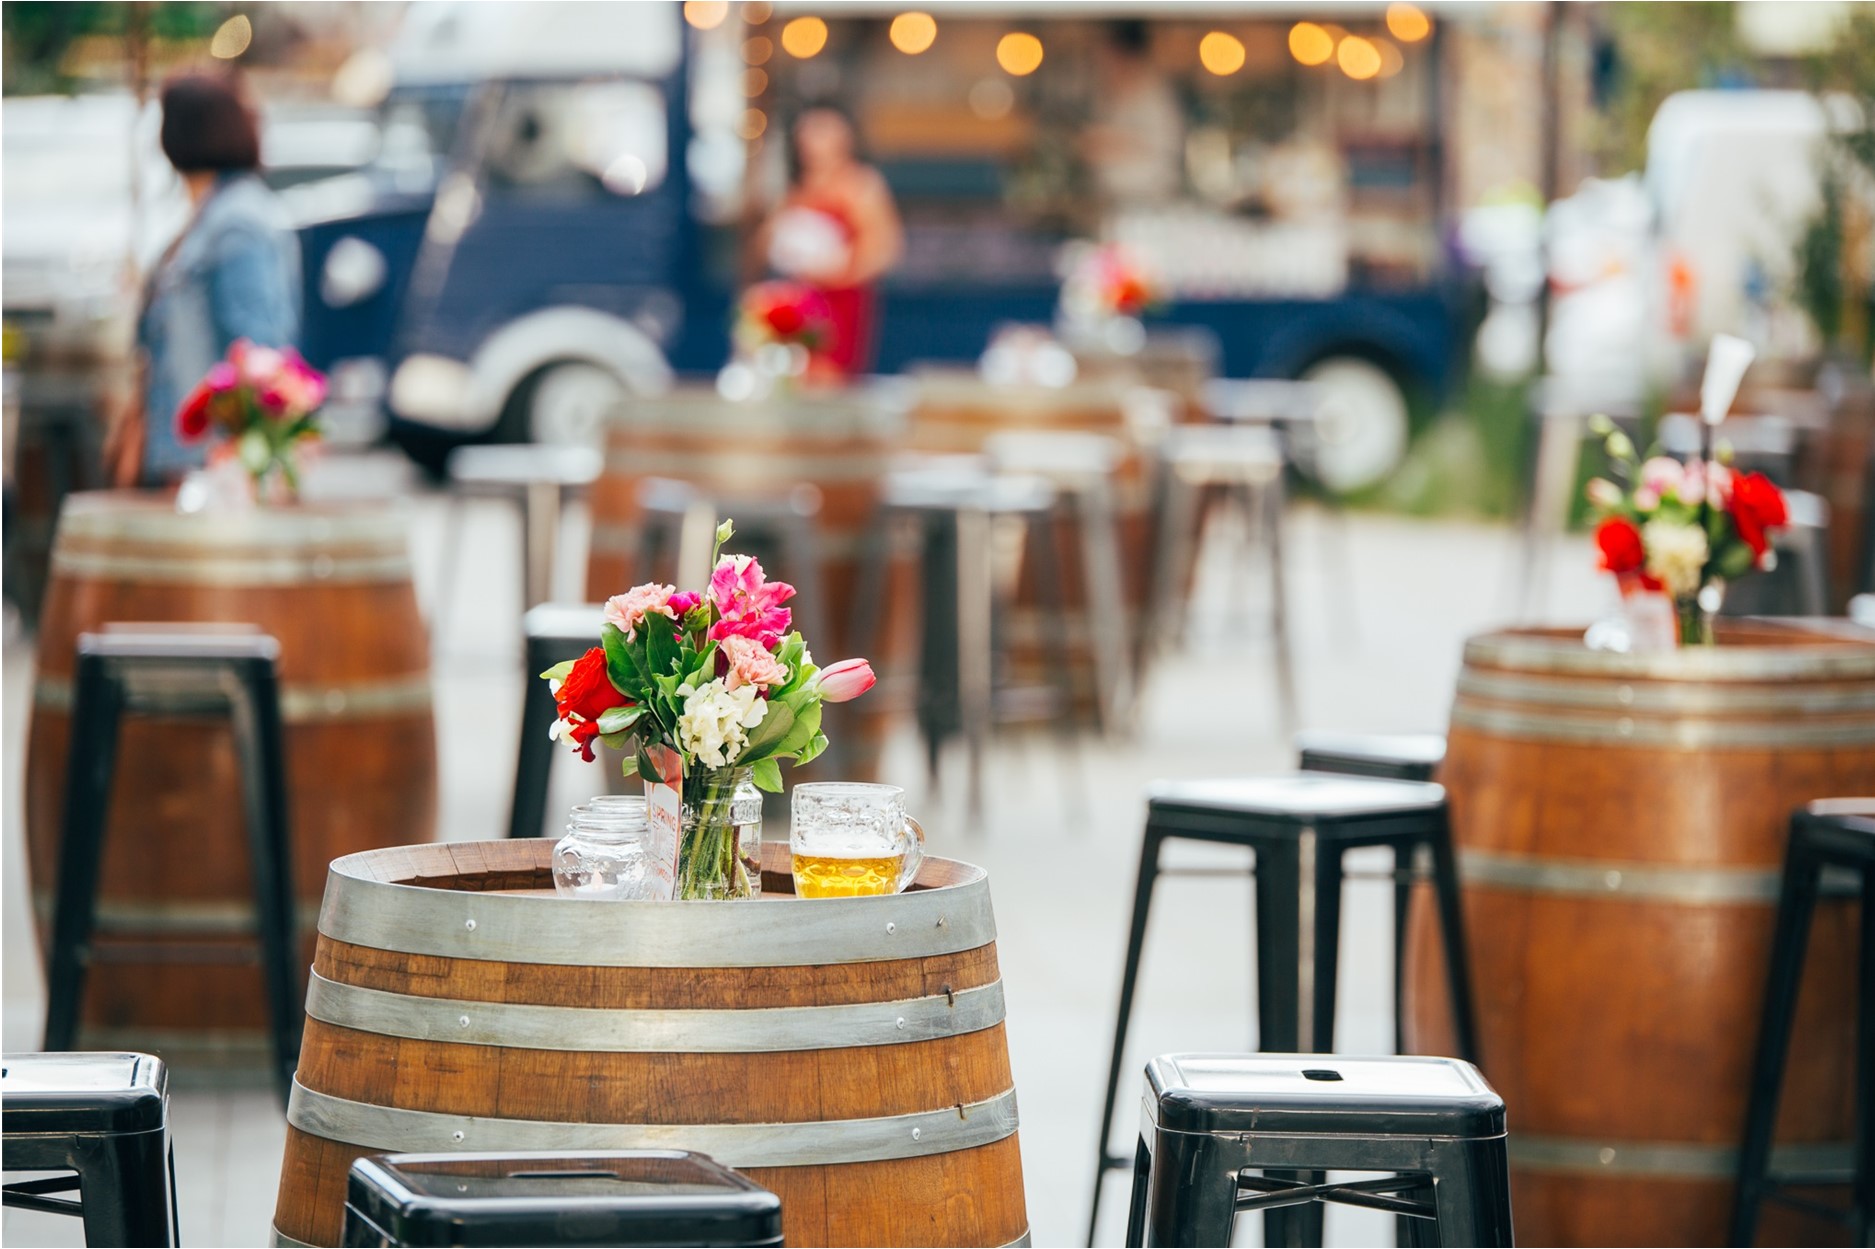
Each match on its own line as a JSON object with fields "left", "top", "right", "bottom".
{"left": 1301, "top": 1069, "right": 1344, "bottom": 1081}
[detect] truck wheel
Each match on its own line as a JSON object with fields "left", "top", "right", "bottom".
{"left": 526, "top": 362, "right": 626, "bottom": 449}
{"left": 1300, "top": 356, "right": 1411, "bottom": 494}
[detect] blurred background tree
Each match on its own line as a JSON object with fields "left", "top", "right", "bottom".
{"left": 1797, "top": 3, "right": 1875, "bottom": 361}
{"left": 2, "top": 2, "right": 220, "bottom": 96}
{"left": 1590, "top": 2, "right": 1747, "bottom": 174}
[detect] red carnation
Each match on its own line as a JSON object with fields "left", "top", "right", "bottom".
{"left": 175, "top": 379, "right": 216, "bottom": 442}
{"left": 555, "top": 647, "right": 631, "bottom": 762}
{"left": 1727, "top": 471, "right": 1788, "bottom": 560}
{"left": 1595, "top": 516, "right": 1646, "bottom": 576}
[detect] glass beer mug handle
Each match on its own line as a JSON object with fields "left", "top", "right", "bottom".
{"left": 895, "top": 816, "right": 926, "bottom": 893}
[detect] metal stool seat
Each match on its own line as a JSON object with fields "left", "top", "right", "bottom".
{"left": 43, "top": 629, "right": 300, "bottom": 1102}
{"left": 2, "top": 1051, "right": 180, "bottom": 1247}
{"left": 342, "top": 1150, "right": 783, "bottom": 1247}
{"left": 1149, "top": 424, "right": 1295, "bottom": 729}
{"left": 1088, "top": 774, "right": 1481, "bottom": 1246}
{"left": 1125, "top": 1053, "right": 1513, "bottom": 1247}
{"left": 1730, "top": 799, "right": 1875, "bottom": 1245}
{"left": 508, "top": 603, "right": 609, "bottom": 840}
{"left": 1296, "top": 731, "right": 1447, "bottom": 782}
{"left": 437, "top": 444, "right": 602, "bottom": 644}
{"left": 852, "top": 462, "right": 1077, "bottom": 819}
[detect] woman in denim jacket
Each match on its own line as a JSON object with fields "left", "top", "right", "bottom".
{"left": 108, "top": 72, "right": 300, "bottom": 485}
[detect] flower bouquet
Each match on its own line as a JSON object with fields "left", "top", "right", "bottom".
{"left": 543, "top": 520, "right": 875, "bottom": 899}
{"left": 728, "top": 280, "right": 836, "bottom": 393}
{"left": 1584, "top": 415, "right": 1789, "bottom": 648}
{"left": 175, "top": 338, "right": 326, "bottom": 501}
{"left": 1057, "top": 242, "right": 1158, "bottom": 350}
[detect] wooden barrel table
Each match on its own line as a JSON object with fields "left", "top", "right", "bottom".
{"left": 25, "top": 491, "right": 437, "bottom": 1063}
{"left": 1406, "top": 622, "right": 1872, "bottom": 1246}
{"left": 272, "top": 840, "right": 1029, "bottom": 1248}
{"left": 586, "top": 385, "right": 911, "bottom": 778}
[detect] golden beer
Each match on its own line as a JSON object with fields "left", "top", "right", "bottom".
{"left": 791, "top": 851, "right": 905, "bottom": 898}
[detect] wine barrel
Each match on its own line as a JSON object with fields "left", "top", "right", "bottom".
{"left": 25, "top": 491, "right": 437, "bottom": 1063}
{"left": 271, "top": 840, "right": 1029, "bottom": 1248}
{"left": 1406, "top": 622, "right": 1871, "bottom": 1246}
{"left": 586, "top": 385, "right": 911, "bottom": 779}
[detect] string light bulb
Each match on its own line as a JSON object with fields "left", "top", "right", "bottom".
{"left": 1288, "top": 22, "right": 1334, "bottom": 66}
{"left": 890, "top": 11, "right": 937, "bottom": 55}
{"left": 780, "top": 16, "right": 828, "bottom": 59}
{"left": 1199, "top": 31, "right": 1246, "bottom": 76}
{"left": 996, "top": 31, "right": 1044, "bottom": 76}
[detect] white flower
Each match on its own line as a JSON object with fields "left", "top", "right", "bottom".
{"left": 1641, "top": 519, "right": 1708, "bottom": 598}
{"left": 675, "top": 678, "right": 768, "bottom": 768}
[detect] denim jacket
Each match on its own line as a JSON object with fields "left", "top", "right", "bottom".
{"left": 138, "top": 172, "right": 302, "bottom": 480}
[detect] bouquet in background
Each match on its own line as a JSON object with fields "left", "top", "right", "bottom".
{"left": 1584, "top": 414, "right": 1789, "bottom": 647}
{"left": 543, "top": 520, "right": 874, "bottom": 899}
{"left": 175, "top": 338, "right": 326, "bottom": 499}
{"left": 1059, "top": 242, "right": 1158, "bottom": 329}
{"left": 731, "top": 279, "right": 836, "bottom": 381}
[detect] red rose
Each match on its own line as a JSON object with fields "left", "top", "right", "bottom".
{"left": 555, "top": 647, "right": 631, "bottom": 761}
{"left": 1595, "top": 516, "right": 1646, "bottom": 575}
{"left": 175, "top": 378, "right": 216, "bottom": 442}
{"left": 1727, "top": 471, "right": 1788, "bottom": 559}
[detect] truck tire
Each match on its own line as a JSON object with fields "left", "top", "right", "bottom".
{"left": 1300, "top": 355, "right": 1411, "bottom": 493}
{"left": 524, "top": 361, "right": 628, "bottom": 449}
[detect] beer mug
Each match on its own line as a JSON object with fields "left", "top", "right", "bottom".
{"left": 790, "top": 783, "right": 925, "bottom": 898}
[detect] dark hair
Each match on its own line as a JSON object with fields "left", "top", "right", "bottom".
{"left": 786, "top": 104, "right": 860, "bottom": 185}
{"left": 1106, "top": 19, "right": 1150, "bottom": 56}
{"left": 159, "top": 72, "right": 260, "bottom": 173}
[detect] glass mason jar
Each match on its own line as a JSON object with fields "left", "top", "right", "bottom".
{"left": 674, "top": 766, "right": 763, "bottom": 900}
{"left": 553, "top": 795, "right": 653, "bottom": 900}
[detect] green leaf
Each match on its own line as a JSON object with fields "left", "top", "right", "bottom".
{"left": 645, "top": 612, "right": 680, "bottom": 679}
{"left": 539, "top": 659, "right": 576, "bottom": 683}
{"left": 616, "top": 751, "right": 638, "bottom": 774}
{"left": 773, "top": 697, "right": 822, "bottom": 758}
{"left": 750, "top": 757, "right": 783, "bottom": 793}
{"left": 794, "top": 731, "right": 830, "bottom": 767}
{"left": 596, "top": 704, "right": 643, "bottom": 734}
{"left": 636, "top": 751, "right": 663, "bottom": 783}
{"left": 602, "top": 623, "right": 645, "bottom": 698}
{"left": 738, "top": 700, "right": 795, "bottom": 762}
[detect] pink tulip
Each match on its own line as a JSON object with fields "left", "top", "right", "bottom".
{"left": 815, "top": 658, "right": 875, "bottom": 703}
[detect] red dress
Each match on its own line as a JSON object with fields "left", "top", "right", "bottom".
{"left": 785, "top": 198, "right": 876, "bottom": 378}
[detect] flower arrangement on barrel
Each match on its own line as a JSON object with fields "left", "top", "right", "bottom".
{"left": 1585, "top": 418, "right": 1788, "bottom": 648}
{"left": 175, "top": 338, "right": 326, "bottom": 502}
{"left": 544, "top": 520, "right": 874, "bottom": 900}
{"left": 1057, "top": 241, "right": 1158, "bottom": 350}
{"left": 725, "top": 279, "right": 837, "bottom": 393}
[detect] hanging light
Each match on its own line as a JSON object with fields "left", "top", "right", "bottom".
{"left": 683, "top": 1, "right": 728, "bottom": 31}
{"left": 890, "top": 11, "right": 938, "bottom": 55}
{"left": 1288, "top": 22, "right": 1334, "bottom": 66}
{"left": 1337, "top": 35, "right": 1382, "bottom": 80}
{"left": 1198, "top": 31, "right": 1246, "bottom": 76}
{"left": 780, "top": 16, "right": 828, "bottom": 59}
{"left": 1387, "top": 3, "right": 1432, "bottom": 43}
{"left": 996, "top": 31, "right": 1044, "bottom": 76}
{"left": 210, "top": 14, "right": 252, "bottom": 59}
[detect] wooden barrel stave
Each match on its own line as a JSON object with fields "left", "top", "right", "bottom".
{"left": 1405, "top": 623, "right": 1869, "bottom": 1247}
{"left": 24, "top": 492, "right": 437, "bottom": 1049}
{"left": 274, "top": 841, "right": 1028, "bottom": 1248}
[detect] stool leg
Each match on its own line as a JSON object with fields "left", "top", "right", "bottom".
{"left": 1151, "top": 470, "right": 1200, "bottom": 650}
{"left": 1123, "top": 1134, "right": 1153, "bottom": 1249}
{"left": 76, "top": 1127, "right": 175, "bottom": 1248}
{"left": 509, "top": 635, "right": 561, "bottom": 838}
{"left": 1027, "top": 508, "right": 1086, "bottom": 819}
{"left": 1142, "top": 1130, "right": 1239, "bottom": 1248}
{"left": 1393, "top": 843, "right": 1415, "bottom": 1053}
{"left": 1311, "top": 841, "right": 1346, "bottom": 1052}
{"left": 430, "top": 494, "right": 465, "bottom": 652}
{"left": 43, "top": 654, "right": 124, "bottom": 1052}
{"left": 1429, "top": 811, "right": 1482, "bottom": 1065}
{"left": 1428, "top": 1136, "right": 1514, "bottom": 1248}
{"left": 1088, "top": 825, "right": 1166, "bottom": 1247}
{"left": 1261, "top": 473, "right": 1297, "bottom": 735}
{"left": 230, "top": 658, "right": 301, "bottom": 1104}
{"left": 956, "top": 503, "right": 993, "bottom": 823}
{"left": 1074, "top": 481, "right": 1135, "bottom": 734}
{"left": 1729, "top": 827, "right": 1822, "bottom": 1246}
{"left": 1253, "top": 831, "right": 1324, "bottom": 1248}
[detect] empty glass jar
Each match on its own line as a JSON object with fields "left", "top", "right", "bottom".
{"left": 553, "top": 796, "right": 654, "bottom": 900}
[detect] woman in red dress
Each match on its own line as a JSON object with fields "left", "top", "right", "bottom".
{"left": 762, "top": 108, "right": 903, "bottom": 379}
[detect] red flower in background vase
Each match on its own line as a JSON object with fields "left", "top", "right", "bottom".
{"left": 1595, "top": 516, "right": 1646, "bottom": 575}
{"left": 1728, "top": 472, "right": 1788, "bottom": 560}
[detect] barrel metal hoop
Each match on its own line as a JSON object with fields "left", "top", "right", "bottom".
{"left": 1460, "top": 850, "right": 1779, "bottom": 904}
{"left": 270, "top": 1228, "right": 312, "bottom": 1248}
{"left": 56, "top": 496, "right": 412, "bottom": 547}
{"left": 286, "top": 1081, "right": 1020, "bottom": 1167}
{"left": 1450, "top": 700, "right": 1875, "bottom": 749}
{"left": 1463, "top": 632, "right": 1875, "bottom": 681}
{"left": 318, "top": 848, "right": 998, "bottom": 967}
{"left": 34, "top": 673, "right": 432, "bottom": 722}
{"left": 1003, "top": 1231, "right": 1033, "bottom": 1247}
{"left": 304, "top": 972, "right": 1007, "bottom": 1052}
{"left": 1456, "top": 669, "right": 1875, "bottom": 715}
{"left": 1511, "top": 1134, "right": 1853, "bottom": 1179}
{"left": 50, "top": 550, "right": 414, "bottom": 585}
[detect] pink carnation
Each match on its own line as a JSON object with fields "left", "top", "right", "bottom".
{"left": 605, "top": 582, "right": 681, "bottom": 640}
{"left": 707, "top": 554, "right": 794, "bottom": 647}
{"left": 719, "top": 635, "right": 788, "bottom": 692}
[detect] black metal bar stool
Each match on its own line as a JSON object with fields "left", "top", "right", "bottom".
{"left": 1730, "top": 799, "right": 1875, "bottom": 1246}
{"left": 42, "top": 630, "right": 300, "bottom": 1102}
{"left": 341, "top": 1150, "right": 783, "bottom": 1247}
{"left": 508, "top": 603, "right": 608, "bottom": 840}
{"left": 1087, "top": 774, "right": 1481, "bottom": 1247}
{"left": 2, "top": 1051, "right": 180, "bottom": 1247}
{"left": 1125, "top": 1053, "right": 1512, "bottom": 1248}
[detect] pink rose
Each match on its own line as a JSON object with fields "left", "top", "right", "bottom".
{"left": 1639, "top": 457, "right": 1683, "bottom": 500}
{"left": 708, "top": 554, "right": 794, "bottom": 647}
{"left": 605, "top": 582, "right": 681, "bottom": 640}
{"left": 815, "top": 658, "right": 875, "bottom": 703}
{"left": 718, "top": 635, "right": 788, "bottom": 692}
